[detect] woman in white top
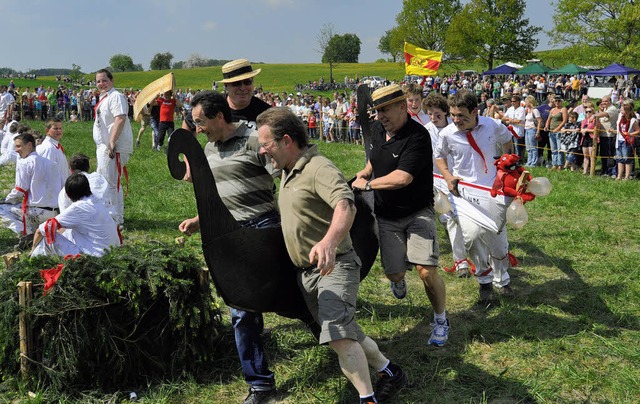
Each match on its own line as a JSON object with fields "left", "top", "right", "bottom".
{"left": 523, "top": 95, "right": 542, "bottom": 167}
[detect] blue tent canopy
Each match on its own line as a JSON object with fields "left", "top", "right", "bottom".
{"left": 587, "top": 63, "right": 640, "bottom": 76}
{"left": 482, "top": 64, "right": 518, "bottom": 76}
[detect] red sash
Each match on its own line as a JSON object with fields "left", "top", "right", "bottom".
{"left": 44, "top": 217, "right": 61, "bottom": 244}
{"left": 15, "top": 186, "right": 29, "bottom": 235}
{"left": 466, "top": 130, "right": 488, "bottom": 174}
{"left": 115, "top": 152, "right": 129, "bottom": 196}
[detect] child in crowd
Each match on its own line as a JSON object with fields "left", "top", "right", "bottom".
{"left": 560, "top": 111, "right": 581, "bottom": 171}
{"left": 307, "top": 110, "right": 317, "bottom": 139}
{"left": 347, "top": 105, "right": 361, "bottom": 144}
{"left": 580, "top": 106, "right": 598, "bottom": 174}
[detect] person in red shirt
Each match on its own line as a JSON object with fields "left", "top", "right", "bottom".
{"left": 154, "top": 90, "right": 182, "bottom": 151}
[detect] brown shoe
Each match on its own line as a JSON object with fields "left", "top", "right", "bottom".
{"left": 479, "top": 283, "right": 494, "bottom": 303}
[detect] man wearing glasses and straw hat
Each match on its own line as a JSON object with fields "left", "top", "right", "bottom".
{"left": 220, "top": 59, "right": 270, "bottom": 129}
{"left": 351, "top": 84, "right": 450, "bottom": 347}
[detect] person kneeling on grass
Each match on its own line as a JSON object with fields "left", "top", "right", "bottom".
{"left": 31, "top": 173, "right": 121, "bottom": 257}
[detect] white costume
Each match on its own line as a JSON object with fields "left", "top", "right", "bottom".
{"left": 426, "top": 120, "right": 469, "bottom": 273}
{"left": 93, "top": 87, "right": 133, "bottom": 225}
{"left": 36, "top": 136, "right": 69, "bottom": 192}
{"left": 0, "top": 152, "right": 61, "bottom": 235}
{"left": 410, "top": 110, "right": 431, "bottom": 126}
{"left": 57, "top": 171, "right": 111, "bottom": 215}
{"left": 435, "top": 116, "right": 513, "bottom": 287}
{"left": 31, "top": 195, "right": 120, "bottom": 257}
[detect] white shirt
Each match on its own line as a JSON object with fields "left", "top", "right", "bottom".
{"left": 410, "top": 110, "right": 431, "bottom": 126}
{"left": 0, "top": 91, "right": 15, "bottom": 118}
{"left": 5, "top": 152, "right": 61, "bottom": 208}
{"left": 58, "top": 171, "right": 111, "bottom": 213}
{"left": 39, "top": 195, "right": 120, "bottom": 257}
{"left": 36, "top": 136, "right": 69, "bottom": 191}
{"left": 425, "top": 119, "right": 452, "bottom": 175}
{"left": 512, "top": 105, "right": 526, "bottom": 136}
{"left": 435, "top": 116, "right": 512, "bottom": 187}
{"left": 93, "top": 88, "right": 133, "bottom": 154}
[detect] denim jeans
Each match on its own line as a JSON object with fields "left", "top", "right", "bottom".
{"left": 231, "top": 210, "right": 280, "bottom": 390}
{"left": 549, "top": 132, "right": 564, "bottom": 167}
{"left": 524, "top": 128, "right": 538, "bottom": 167}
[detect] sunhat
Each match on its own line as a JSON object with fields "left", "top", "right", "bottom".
{"left": 220, "top": 59, "right": 261, "bottom": 84}
{"left": 369, "top": 84, "right": 407, "bottom": 111}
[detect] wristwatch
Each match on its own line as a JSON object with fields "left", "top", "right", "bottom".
{"left": 365, "top": 181, "right": 372, "bottom": 191}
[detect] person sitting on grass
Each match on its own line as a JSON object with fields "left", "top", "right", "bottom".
{"left": 0, "top": 133, "right": 61, "bottom": 251}
{"left": 31, "top": 173, "right": 120, "bottom": 257}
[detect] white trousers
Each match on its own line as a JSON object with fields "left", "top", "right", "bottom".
{"left": 96, "top": 144, "right": 130, "bottom": 225}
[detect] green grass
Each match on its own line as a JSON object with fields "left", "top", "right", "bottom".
{"left": 1, "top": 118, "right": 640, "bottom": 403}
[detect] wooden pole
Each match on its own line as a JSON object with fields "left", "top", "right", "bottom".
{"left": 17, "top": 281, "right": 33, "bottom": 379}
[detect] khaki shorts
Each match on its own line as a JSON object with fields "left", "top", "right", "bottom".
{"left": 297, "top": 249, "right": 365, "bottom": 345}
{"left": 377, "top": 206, "right": 439, "bottom": 274}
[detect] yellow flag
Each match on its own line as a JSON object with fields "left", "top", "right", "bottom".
{"left": 404, "top": 42, "right": 442, "bottom": 76}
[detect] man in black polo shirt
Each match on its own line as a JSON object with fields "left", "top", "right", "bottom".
{"left": 352, "top": 84, "right": 449, "bottom": 347}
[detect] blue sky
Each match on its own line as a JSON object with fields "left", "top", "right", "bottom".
{"left": 3, "top": 0, "right": 554, "bottom": 72}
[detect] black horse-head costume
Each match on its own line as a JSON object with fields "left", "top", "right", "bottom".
{"left": 167, "top": 118, "right": 378, "bottom": 317}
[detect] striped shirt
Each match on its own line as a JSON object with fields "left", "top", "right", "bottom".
{"left": 204, "top": 123, "right": 278, "bottom": 222}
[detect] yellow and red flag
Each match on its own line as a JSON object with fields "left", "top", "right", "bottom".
{"left": 404, "top": 42, "right": 442, "bottom": 76}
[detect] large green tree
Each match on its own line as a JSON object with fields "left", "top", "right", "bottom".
{"left": 150, "top": 52, "right": 173, "bottom": 70}
{"left": 549, "top": 0, "right": 640, "bottom": 65}
{"left": 445, "top": 0, "right": 541, "bottom": 70}
{"left": 109, "top": 54, "right": 136, "bottom": 72}
{"left": 324, "top": 33, "right": 361, "bottom": 64}
{"left": 393, "top": 0, "right": 460, "bottom": 52}
{"left": 378, "top": 29, "right": 404, "bottom": 62}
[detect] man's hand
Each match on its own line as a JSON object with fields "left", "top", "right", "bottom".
{"left": 309, "top": 240, "right": 337, "bottom": 276}
{"left": 447, "top": 177, "right": 462, "bottom": 197}
{"left": 108, "top": 142, "right": 116, "bottom": 159}
{"left": 178, "top": 216, "right": 200, "bottom": 236}
{"left": 351, "top": 177, "right": 368, "bottom": 191}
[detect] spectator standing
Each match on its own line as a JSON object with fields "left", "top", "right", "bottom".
{"left": 595, "top": 95, "right": 619, "bottom": 177}
{"left": 544, "top": 97, "right": 568, "bottom": 170}
{"left": 613, "top": 99, "right": 639, "bottom": 180}
{"left": 92, "top": 69, "right": 133, "bottom": 226}
{"left": 523, "top": 95, "right": 542, "bottom": 167}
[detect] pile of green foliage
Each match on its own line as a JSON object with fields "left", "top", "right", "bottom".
{"left": 0, "top": 242, "right": 224, "bottom": 393}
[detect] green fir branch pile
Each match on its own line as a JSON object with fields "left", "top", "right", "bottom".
{"left": 0, "top": 242, "right": 224, "bottom": 393}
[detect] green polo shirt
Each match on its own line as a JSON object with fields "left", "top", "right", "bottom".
{"left": 279, "top": 145, "right": 354, "bottom": 268}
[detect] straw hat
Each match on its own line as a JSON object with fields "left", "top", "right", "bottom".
{"left": 220, "top": 59, "right": 261, "bottom": 83}
{"left": 369, "top": 84, "right": 407, "bottom": 111}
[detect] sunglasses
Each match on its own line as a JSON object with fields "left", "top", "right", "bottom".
{"left": 585, "top": 110, "right": 593, "bottom": 113}
{"left": 229, "top": 79, "right": 253, "bottom": 87}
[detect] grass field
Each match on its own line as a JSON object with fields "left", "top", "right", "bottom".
{"left": 0, "top": 118, "right": 638, "bottom": 403}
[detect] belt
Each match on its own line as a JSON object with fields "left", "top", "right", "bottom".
{"left": 34, "top": 206, "right": 60, "bottom": 213}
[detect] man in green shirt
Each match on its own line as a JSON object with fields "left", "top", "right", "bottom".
{"left": 256, "top": 107, "right": 407, "bottom": 404}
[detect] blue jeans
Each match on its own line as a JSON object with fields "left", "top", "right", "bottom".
{"left": 231, "top": 210, "right": 280, "bottom": 390}
{"left": 549, "top": 132, "right": 564, "bottom": 167}
{"left": 149, "top": 117, "right": 160, "bottom": 145}
{"left": 524, "top": 128, "right": 538, "bottom": 167}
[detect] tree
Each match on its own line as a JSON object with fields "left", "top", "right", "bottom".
{"left": 445, "top": 0, "right": 541, "bottom": 70}
{"left": 378, "top": 29, "right": 403, "bottom": 62}
{"left": 150, "top": 52, "right": 173, "bottom": 70}
{"left": 184, "top": 53, "right": 209, "bottom": 69}
{"left": 316, "top": 23, "right": 337, "bottom": 83}
{"left": 549, "top": 0, "right": 640, "bottom": 65}
{"left": 109, "top": 54, "right": 136, "bottom": 72}
{"left": 324, "top": 33, "right": 362, "bottom": 63}
{"left": 394, "top": 0, "right": 460, "bottom": 52}
{"left": 69, "top": 64, "right": 83, "bottom": 83}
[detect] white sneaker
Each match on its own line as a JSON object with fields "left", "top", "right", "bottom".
{"left": 428, "top": 318, "right": 450, "bottom": 347}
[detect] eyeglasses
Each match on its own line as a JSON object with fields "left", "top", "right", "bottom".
{"left": 259, "top": 138, "right": 280, "bottom": 149}
{"left": 193, "top": 119, "right": 207, "bottom": 128}
{"left": 585, "top": 110, "right": 593, "bottom": 113}
{"left": 229, "top": 79, "right": 253, "bottom": 87}
{"left": 511, "top": 99, "right": 517, "bottom": 102}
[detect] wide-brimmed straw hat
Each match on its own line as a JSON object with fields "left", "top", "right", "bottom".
{"left": 369, "top": 84, "right": 407, "bottom": 111}
{"left": 220, "top": 59, "right": 261, "bottom": 83}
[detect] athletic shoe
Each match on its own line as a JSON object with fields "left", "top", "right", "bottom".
{"left": 243, "top": 388, "right": 277, "bottom": 404}
{"left": 390, "top": 278, "right": 407, "bottom": 299}
{"left": 375, "top": 367, "right": 408, "bottom": 403}
{"left": 427, "top": 318, "right": 450, "bottom": 347}
{"left": 456, "top": 266, "right": 471, "bottom": 278}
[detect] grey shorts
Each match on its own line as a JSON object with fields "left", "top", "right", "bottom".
{"left": 297, "top": 249, "right": 365, "bottom": 345}
{"left": 377, "top": 206, "right": 439, "bottom": 274}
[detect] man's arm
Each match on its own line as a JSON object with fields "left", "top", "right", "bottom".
{"left": 436, "top": 157, "right": 462, "bottom": 196}
{"left": 308, "top": 199, "right": 355, "bottom": 276}
{"left": 353, "top": 169, "right": 413, "bottom": 191}
{"left": 109, "top": 115, "right": 126, "bottom": 158}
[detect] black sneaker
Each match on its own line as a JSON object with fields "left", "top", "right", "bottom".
{"left": 243, "top": 388, "right": 276, "bottom": 404}
{"left": 375, "top": 367, "right": 408, "bottom": 403}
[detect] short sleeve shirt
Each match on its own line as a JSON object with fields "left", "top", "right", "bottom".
{"left": 278, "top": 145, "right": 354, "bottom": 268}
{"left": 369, "top": 115, "right": 433, "bottom": 219}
